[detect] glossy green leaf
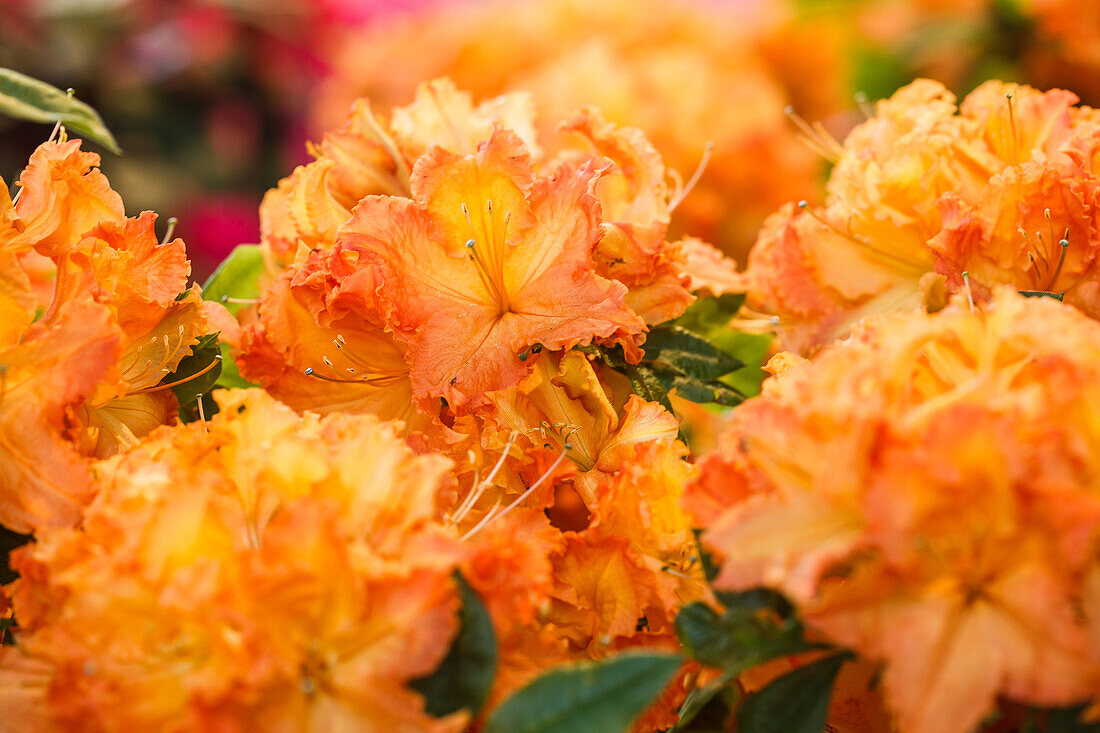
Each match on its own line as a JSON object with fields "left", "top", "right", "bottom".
{"left": 661, "top": 375, "right": 744, "bottom": 407}
{"left": 643, "top": 326, "right": 741, "bottom": 380}
{"left": 624, "top": 363, "right": 674, "bottom": 413}
{"left": 736, "top": 653, "right": 850, "bottom": 733}
{"left": 202, "top": 244, "right": 264, "bottom": 317}
{"left": 0, "top": 68, "right": 120, "bottom": 154}
{"left": 484, "top": 652, "right": 683, "bottom": 733}
{"left": 412, "top": 574, "right": 497, "bottom": 717}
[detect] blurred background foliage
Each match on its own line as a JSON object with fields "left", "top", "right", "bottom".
{"left": 0, "top": 0, "right": 1096, "bottom": 280}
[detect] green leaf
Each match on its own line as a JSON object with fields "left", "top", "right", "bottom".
{"left": 675, "top": 601, "right": 816, "bottom": 676}
{"left": 412, "top": 574, "right": 497, "bottom": 717}
{"left": 202, "top": 244, "right": 264, "bottom": 317}
{"left": 643, "top": 326, "right": 741, "bottom": 380}
{"left": 624, "top": 363, "right": 674, "bottom": 413}
{"left": 0, "top": 68, "right": 120, "bottom": 154}
{"left": 736, "top": 653, "right": 850, "bottom": 733}
{"left": 671, "top": 293, "right": 746, "bottom": 335}
{"left": 169, "top": 333, "right": 222, "bottom": 420}
{"left": 662, "top": 375, "right": 744, "bottom": 407}
{"left": 484, "top": 652, "right": 683, "bottom": 733}
{"left": 1020, "top": 290, "right": 1064, "bottom": 301}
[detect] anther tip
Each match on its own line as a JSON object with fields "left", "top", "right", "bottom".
{"left": 1061, "top": 239, "right": 1070, "bottom": 247}
{"left": 564, "top": 442, "right": 573, "bottom": 450}
{"left": 797, "top": 200, "right": 809, "bottom": 209}
{"left": 784, "top": 105, "right": 794, "bottom": 115}
{"left": 465, "top": 239, "right": 475, "bottom": 248}
{"left": 962, "top": 271, "right": 969, "bottom": 277}
{"left": 220, "top": 294, "right": 229, "bottom": 303}
{"left": 304, "top": 367, "right": 314, "bottom": 376}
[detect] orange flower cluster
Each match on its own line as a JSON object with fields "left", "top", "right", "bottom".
{"left": 0, "top": 389, "right": 467, "bottom": 732}
{"left": 744, "top": 78, "right": 1100, "bottom": 352}
{"left": 0, "top": 138, "right": 219, "bottom": 534}
{"left": 310, "top": 0, "right": 832, "bottom": 260}
{"left": 242, "top": 78, "right": 738, "bottom": 413}
{"left": 231, "top": 79, "right": 715, "bottom": 726}
{"left": 687, "top": 290, "right": 1100, "bottom": 733}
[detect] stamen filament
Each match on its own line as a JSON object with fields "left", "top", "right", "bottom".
{"left": 1047, "top": 239, "right": 1070, "bottom": 292}
{"left": 302, "top": 367, "right": 401, "bottom": 387}
{"left": 1005, "top": 93, "right": 1020, "bottom": 164}
{"left": 961, "top": 271, "right": 975, "bottom": 312}
{"left": 161, "top": 217, "right": 178, "bottom": 245}
{"left": 668, "top": 141, "right": 715, "bottom": 212}
{"left": 128, "top": 355, "right": 222, "bottom": 395}
{"left": 462, "top": 444, "right": 571, "bottom": 540}
{"left": 461, "top": 197, "right": 512, "bottom": 312}
{"left": 798, "top": 201, "right": 924, "bottom": 272}
{"left": 451, "top": 431, "right": 519, "bottom": 526}
{"left": 785, "top": 107, "right": 842, "bottom": 162}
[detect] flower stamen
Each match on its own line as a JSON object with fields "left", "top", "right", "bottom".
{"left": 462, "top": 442, "right": 571, "bottom": 540}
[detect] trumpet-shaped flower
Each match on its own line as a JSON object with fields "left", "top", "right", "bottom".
{"left": 337, "top": 127, "right": 644, "bottom": 406}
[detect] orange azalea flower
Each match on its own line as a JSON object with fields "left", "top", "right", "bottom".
{"left": 337, "top": 127, "right": 644, "bottom": 406}
{"left": 260, "top": 79, "right": 540, "bottom": 268}
{"left": 557, "top": 108, "right": 695, "bottom": 325}
{"left": 52, "top": 213, "right": 215, "bottom": 458}
{"left": 0, "top": 390, "right": 465, "bottom": 732}
{"left": 312, "top": 0, "right": 828, "bottom": 260}
{"left": 235, "top": 250, "right": 424, "bottom": 431}
{"left": 0, "top": 181, "right": 36, "bottom": 347}
{"left": 688, "top": 290, "right": 1100, "bottom": 733}
{"left": 0, "top": 297, "right": 121, "bottom": 533}
{"left": 745, "top": 78, "right": 1100, "bottom": 352}
{"left": 0, "top": 139, "right": 223, "bottom": 530}
{"left": 0, "top": 139, "right": 126, "bottom": 314}
{"left": 0, "top": 139, "right": 124, "bottom": 259}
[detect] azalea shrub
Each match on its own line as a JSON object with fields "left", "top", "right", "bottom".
{"left": 7, "top": 17, "right": 1100, "bottom": 733}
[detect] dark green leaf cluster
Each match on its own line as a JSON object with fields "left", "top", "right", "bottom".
{"left": 671, "top": 536, "right": 843, "bottom": 732}
{"left": 580, "top": 293, "right": 768, "bottom": 416}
